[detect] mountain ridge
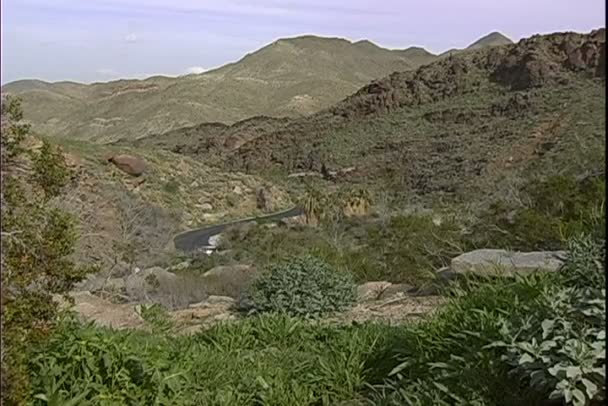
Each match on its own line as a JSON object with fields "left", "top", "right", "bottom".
{"left": 3, "top": 31, "right": 515, "bottom": 143}
{"left": 133, "top": 28, "right": 605, "bottom": 207}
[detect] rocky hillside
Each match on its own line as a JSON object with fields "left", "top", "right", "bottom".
{"left": 2, "top": 32, "right": 510, "bottom": 143}
{"left": 140, "top": 29, "right": 605, "bottom": 206}
{"left": 24, "top": 135, "right": 291, "bottom": 271}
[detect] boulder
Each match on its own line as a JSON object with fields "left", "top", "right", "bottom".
{"left": 59, "top": 291, "right": 144, "bottom": 329}
{"left": 107, "top": 154, "right": 146, "bottom": 176}
{"left": 201, "top": 265, "right": 258, "bottom": 298}
{"left": 450, "top": 249, "right": 567, "bottom": 276}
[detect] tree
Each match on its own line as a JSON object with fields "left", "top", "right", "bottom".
{"left": 1, "top": 96, "right": 92, "bottom": 404}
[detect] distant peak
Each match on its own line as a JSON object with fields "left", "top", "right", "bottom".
{"left": 402, "top": 46, "right": 435, "bottom": 56}
{"left": 467, "top": 31, "right": 513, "bottom": 49}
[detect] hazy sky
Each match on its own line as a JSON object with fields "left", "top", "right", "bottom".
{"left": 1, "top": 0, "right": 605, "bottom": 84}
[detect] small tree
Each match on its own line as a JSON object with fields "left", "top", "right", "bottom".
{"left": 1, "top": 96, "right": 91, "bottom": 403}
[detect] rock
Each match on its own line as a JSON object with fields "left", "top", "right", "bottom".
{"left": 199, "top": 203, "right": 213, "bottom": 212}
{"left": 63, "top": 152, "right": 83, "bottom": 170}
{"left": 63, "top": 291, "right": 144, "bottom": 329}
{"left": 107, "top": 154, "right": 146, "bottom": 176}
{"left": 124, "top": 267, "right": 180, "bottom": 304}
{"left": 189, "top": 295, "right": 236, "bottom": 308}
{"left": 202, "top": 265, "right": 258, "bottom": 298}
{"left": 172, "top": 296, "right": 237, "bottom": 325}
{"left": 233, "top": 185, "right": 243, "bottom": 195}
{"left": 450, "top": 249, "right": 567, "bottom": 276}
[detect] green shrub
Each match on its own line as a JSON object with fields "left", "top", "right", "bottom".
{"left": 245, "top": 255, "right": 357, "bottom": 318}
{"left": 163, "top": 179, "right": 180, "bottom": 194}
{"left": 367, "top": 235, "right": 606, "bottom": 406}
{"left": 488, "top": 236, "right": 606, "bottom": 406}
{"left": 473, "top": 175, "right": 606, "bottom": 251}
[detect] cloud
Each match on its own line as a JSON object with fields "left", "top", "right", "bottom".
{"left": 185, "top": 66, "right": 206, "bottom": 74}
{"left": 124, "top": 33, "right": 138, "bottom": 43}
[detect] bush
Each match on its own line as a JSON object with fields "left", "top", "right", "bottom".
{"left": 489, "top": 235, "right": 606, "bottom": 406}
{"left": 473, "top": 174, "right": 605, "bottom": 251}
{"left": 245, "top": 255, "right": 357, "bottom": 318}
{"left": 367, "top": 234, "right": 606, "bottom": 406}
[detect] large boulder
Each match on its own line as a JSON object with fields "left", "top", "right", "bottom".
{"left": 201, "top": 265, "right": 258, "bottom": 299}
{"left": 123, "top": 267, "right": 208, "bottom": 309}
{"left": 450, "top": 249, "right": 567, "bottom": 276}
{"left": 55, "top": 291, "right": 144, "bottom": 329}
{"left": 107, "top": 154, "right": 146, "bottom": 176}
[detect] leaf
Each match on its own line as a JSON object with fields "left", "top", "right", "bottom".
{"left": 428, "top": 362, "right": 451, "bottom": 370}
{"left": 566, "top": 366, "right": 582, "bottom": 379}
{"left": 581, "top": 378, "right": 598, "bottom": 397}
{"left": 433, "top": 382, "right": 450, "bottom": 393}
{"left": 571, "top": 388, "right": 586, "bottom": 406}
{"left": 541, "top": 319, "right": 555, "bottom": 340}
{"left": 519, "top": 353, "right": 535, "bottom": 365}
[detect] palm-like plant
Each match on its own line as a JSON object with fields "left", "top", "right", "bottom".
{"left": 301, "top": 187, "right": 323, "bottom": 225}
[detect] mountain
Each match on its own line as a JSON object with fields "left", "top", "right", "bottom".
{"left": 466, "top": 31, "right": 514, "bottom": 50}
{"left": 439, "top": 31, "right": 514, "bottom": 57}
{"left": 2, "top": 36, "right": 424, "bottom": 143}
{"left": 2, "top": 32, "right": 509, "bottom": 144}
{"left": 134, "top": 29, "right": 605, "bottom": 207}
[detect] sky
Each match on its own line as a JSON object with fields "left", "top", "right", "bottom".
{"left": 1, "top": 0, "right": 605, "bottom": 84}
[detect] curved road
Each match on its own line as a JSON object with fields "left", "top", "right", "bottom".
{"left": 173, "top": 206, "right": 303, "bottom": 252}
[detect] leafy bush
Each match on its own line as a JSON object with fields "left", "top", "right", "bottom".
{"left": 488, "top": 235, "right": 606, "bottom": 406}
{"left": 367, "top": 234, "right": 606, "bottom": 405}
{"left": 245, "top": 255, "right": 357, "bottom": 318}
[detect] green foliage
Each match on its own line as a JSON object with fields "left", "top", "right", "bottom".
{"left": 162, "top": 179, "right": 180, "bottom": 194}
{"left": 367, "top": 234, "right": 606, "bottom": 405}
{"left": 473, "top": 174, "right": 606, "bottom": 251}
{"left": 245, "top": 255, "right": 357, "bottom": 318}
{"left": 27, "top": 314, "right": 390, "bottom": 405}
{"left": 1, "top": 96, "right": 92, "bottom": 404}
{"left": 139, "top": 304, "right": 176, "bottom": 335}
{"left": 487, "top": 236, "right": 606, "bottom": 406}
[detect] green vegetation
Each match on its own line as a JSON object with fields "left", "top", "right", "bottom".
{"left": 245, "top": 255, "right": 357, "bottom": 318}
{"left": 23, "top": 234, "right": 606, "bottom": 405}
{"left": 1, "top": 97, "right": 92, "bottom": 404}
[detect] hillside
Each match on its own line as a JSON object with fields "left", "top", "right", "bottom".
{"left": 3, "top": 36, "right": 432, "bottom": 143}
{"left": 19, "top": 135, "right": 292, "bottom": 271}
{"left": 137, "top": 29, "right": 605, "bottom": 207}
{"left": 2, "top": 31, "right": 516, "bottom": 144}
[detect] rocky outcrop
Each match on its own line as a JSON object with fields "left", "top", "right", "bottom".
{"left": 449, "top": 249, "right": 567, "bottom": 276}
{"left": 107, "top": 154, "right": 146, "bottom": 176}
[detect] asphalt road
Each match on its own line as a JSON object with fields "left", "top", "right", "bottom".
{"left": 173, "top": 206, "right": 304, "bottom": 252}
